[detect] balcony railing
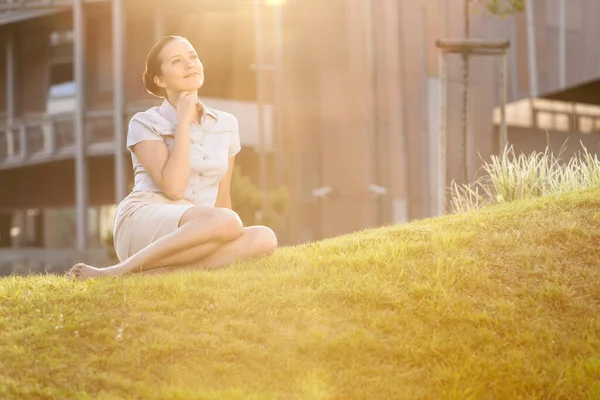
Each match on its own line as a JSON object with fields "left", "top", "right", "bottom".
{"left": 85, "top": 110, "right": 115, "bottom": 144}
{"left": 0, "top": 110, "right": 121, "bottom": 167}
{"left": 493, "top": 98, "right": 600, "bottom": 134}
{"left": 54, "top": 116, "right": 75, "bottom": 149}
{"left": 0, "top": 97, "right": 274, "bottom": 167}
{"left": 0, "top": 0, "right": 75, "bottom": 11}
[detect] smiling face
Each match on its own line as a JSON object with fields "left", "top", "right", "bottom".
{"left": 153, "top": 38, "right": 204, "bottom": 95}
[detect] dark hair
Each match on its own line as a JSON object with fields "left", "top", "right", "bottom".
{"left": 142, "top": 35, "right": 184, "bottom": 98}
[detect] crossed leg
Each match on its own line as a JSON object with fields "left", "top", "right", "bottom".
{"left": 139, "top": 225, "right": 276, "bottom": 275}
{"left": 66, "top": 205, "right": 277, "bottom": 280}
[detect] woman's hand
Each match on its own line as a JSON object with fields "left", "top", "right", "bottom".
{"left": 177, "top": 91, "right": 199, "bottom": 125}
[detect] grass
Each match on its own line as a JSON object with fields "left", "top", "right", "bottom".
{"left": 2, "top": 188, "right": 600, "bottom": 399}
{"left": 450, "top": 143, "right": 600, "bottom": 213}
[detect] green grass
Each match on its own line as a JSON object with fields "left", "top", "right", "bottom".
{"left": 2, "top": 189, "right": 600, "bottom": 399}
{"left": 450, "top": 143, "right": 600, "bottom": 213}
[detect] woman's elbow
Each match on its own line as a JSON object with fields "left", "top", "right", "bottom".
{"left": 162, "top": 186, "right": 185, "bottom": 201}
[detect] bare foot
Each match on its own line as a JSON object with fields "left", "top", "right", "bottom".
{"left": 66, "top": 263, "right": 118, "bottom": 281}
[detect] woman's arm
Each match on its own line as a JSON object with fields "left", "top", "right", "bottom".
{"left": 131, "top": 124, "right": 190, "bottom": 200}
{"left": 215, "top": 156, "right": 236, "bottom": 209}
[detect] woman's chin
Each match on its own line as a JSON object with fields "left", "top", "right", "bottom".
{"left": 180, "top": 78, "right": 204, "bottom": 92}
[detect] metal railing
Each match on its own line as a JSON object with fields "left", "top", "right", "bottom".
{"left": 0, "top": 0, "right": 74, "bottom": 11}
{"left": 0, "top": 108, "right": 131, "bottom": 165}
{"left": 493, "top": 98, "right": 600, "bottom": 134}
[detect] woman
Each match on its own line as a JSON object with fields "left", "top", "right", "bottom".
{"left": 67, "top": 36, "right": 277, "bottom": 280}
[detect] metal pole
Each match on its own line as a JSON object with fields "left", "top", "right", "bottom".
{"left": 461, "top": 0, "right": 470, "bottom": 182}
{"left": 525, "top": 0, "right": 538, "bottom": 97}
{"left": 253, "top": 0, "right": 267, "bottom": 222}
{"left": 558, "top": 0, "right": 566, "bottom": 88}
{"left": 6, "top": 29, "right": 14, "bottom": 127}
{"left": 365, "top": 0, "right": 380, "bottom": 225}
{"left": 19, "top": 124, "right": 26, "bottom": 158}
{"left": 153, "top": 2, "right": 165, "bottom": 43}
{"left": 113, "top": 0, "right": 126, "bottom": 203}
{"left": 74, "top": 0, "right": 88, "bottom": 251}
{"left": 273, "top": 1, "right": 284, "bottom": 188}
{"left": 438, "top": 53, "right": 447, "bottom": 216}
{"left": 395, "top": 0, "right": 409, "bottom": 222}
{"left": 509, "top": 18, "right": 519, "bottom": 100}
{"left": 500, "top": 51, "right": 508, "bottom": 152}
{"left": 421, "top": 4, "right": 432, "bottom": 217}
{"left": 6, "top": 28, "right": 15, "bottom": 159}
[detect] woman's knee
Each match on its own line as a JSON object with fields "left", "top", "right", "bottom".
{"left": 211, "top": 208, "right": 244, "bottom": 241}
{"left": 181, "top": 206, "right": 243, "bottom": 242}
{"left": 250, "top": 226, "right": 278, "bottom": 257}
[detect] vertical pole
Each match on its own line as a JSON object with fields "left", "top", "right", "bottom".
{"left": 500, "top": 51, "right": 508, "bottom": 152}
{"left": 6, "top": 28, "right": 15, "bottom": 159}
{"left": 153, "top": 2, "right": 165, "bottom": 42}
{"left": 525, "top": 0, "right": 538, "bottom": 97}
{"left": 74, "top": 0, "right": 88, "bottom": 251}
{"left": 365, "top": 0, "right": 379, "bottom": 225}
{"left": 395, "top": 0, "right": 409, "bottom": 222}
{"left": 461, "top": 0, "right": 470, "bottom": 182}
{"left": 19, "top": 125, "right": 25, "bottom": 158}
{"left": 421, "top": 4, "right": 432, "bottom": 217}
{"left": 6, "top": 29, "right": 14, "bottom": 128}
{"left": 508, "top": 18, "right": 519, "bottom": 100}
{"left": 438, "top": 53, "right": 447, "bottom": 216}
{"left": 113, "top": 0, "right": 126, "bottom": 203}
{"left": 558, "top": 0, "right": 566, "bottom": 88}
{"left": 273, "top": 2, "right": 284, "bottom": 188}
{"left": 253, "top": 0, "right": 267, "bottom": 222}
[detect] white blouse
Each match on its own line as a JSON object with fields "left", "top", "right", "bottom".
{"left": 126, "top": 99, "right": 241, "bottom": 207}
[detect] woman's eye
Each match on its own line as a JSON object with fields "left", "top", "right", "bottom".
{"left": 172, "top": 59, "right": 181, "bottom": 64}
{"left": 191, "top": 54, "right": 199, "bottom": 59}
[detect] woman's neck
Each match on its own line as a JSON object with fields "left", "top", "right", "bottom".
{"left": 165, "top": 91, "right": 203, "bottom": 122}
{"left": 166, "top": 91, "right": 197, "bottom": 109}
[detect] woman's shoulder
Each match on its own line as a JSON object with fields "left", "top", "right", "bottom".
{"left": 129, "top": 106, "right": 174, "bottom": 135}
{"left": 130, "top": 106, "right": 162, "bottom": 125}
{"left": 205, "top": 106, "right": 238, "bottom": 129}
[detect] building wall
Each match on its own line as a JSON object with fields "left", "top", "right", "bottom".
{"left": 15, "top": 19, "right": 49, "bottom": 114}
{"left": 506, "top": 126, "right": 600, "bottom": 159}
{"left": 86, "top": 3, "right": 114, "bottom": 110}
{"left": 512, "top": 0, "right": 600, "bottom": 98}
{"left": 276, "top": 0, "right": 600, "bottom": 243}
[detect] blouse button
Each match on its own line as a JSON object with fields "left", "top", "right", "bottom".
{"left": 203, "top": 156, "right": 207, "bottom": 160}
{"left": 193, "top": 190, "right": 197, "bottom": 194}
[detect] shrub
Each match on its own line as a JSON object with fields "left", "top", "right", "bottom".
{"left": 450, "top": 142, "right": 600, "bottom": 213}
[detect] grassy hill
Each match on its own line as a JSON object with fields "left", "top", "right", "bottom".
{"left": 1, "top": 188, "right": 600, "bottom": 399}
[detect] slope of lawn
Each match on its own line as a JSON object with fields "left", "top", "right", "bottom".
{"left": 1, "top": 188, "right": 600, "bottom": 399}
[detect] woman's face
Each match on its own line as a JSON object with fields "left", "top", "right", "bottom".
{"left": 154, "top": 38, "right": 204, "bottom": 94}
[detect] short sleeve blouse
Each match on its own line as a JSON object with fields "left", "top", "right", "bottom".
{"left": 126, "top": 99, "right": 241, "bottom": 207}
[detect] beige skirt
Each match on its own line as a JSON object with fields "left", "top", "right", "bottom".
{"left": 113, "top": 191, "right": 195, "bottom": 262}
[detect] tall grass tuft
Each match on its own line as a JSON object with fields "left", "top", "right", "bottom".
{"left": 450, "top": 142, "right": 600, "bottom": 213}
